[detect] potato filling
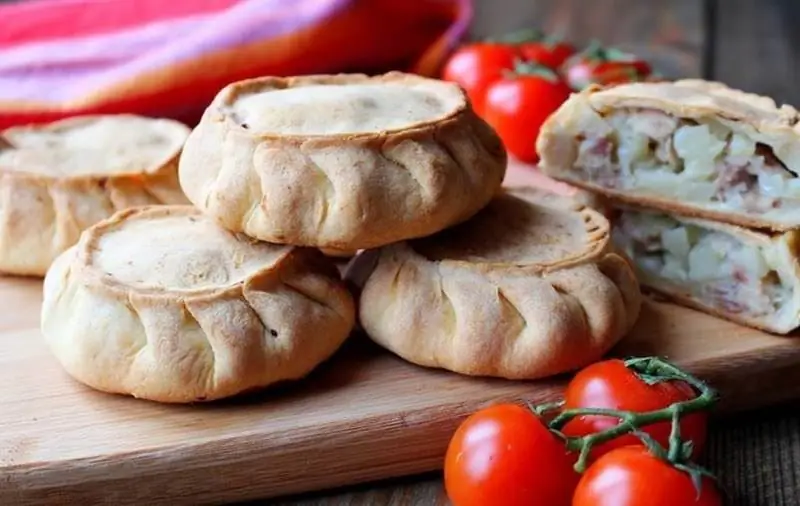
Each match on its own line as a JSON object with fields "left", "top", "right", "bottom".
{"left": 574, "top": 108, "right": 800, "bottom": 213}
{"left": 612, "top": 210, "right": 791, "bottom": 317}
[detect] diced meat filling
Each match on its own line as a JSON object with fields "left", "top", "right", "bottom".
{"left": 573, "top": 108, "right": 800, "bottom": 212}
{"left": 612, "top": 210, "right": 791, "bottom": 317}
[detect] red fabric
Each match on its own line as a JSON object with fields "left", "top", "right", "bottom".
{"left": 0, "top": 0, "right": 472, "bottom": 128}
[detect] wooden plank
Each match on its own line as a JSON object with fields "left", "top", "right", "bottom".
{"left": 275, "top": 405, "right": 800, "bottom": 506}
{"left": 3, "top": 164, "right": 800, "bottom": 505}
{"left": 469, "top": 0, "right": 706, "bottom": 78}
{"left": 712, "top": 0, "right": 800, "bottom": 106}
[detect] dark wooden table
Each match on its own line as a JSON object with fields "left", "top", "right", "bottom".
{"left": 269, "top": 0, "right": 800, "bottom": 504}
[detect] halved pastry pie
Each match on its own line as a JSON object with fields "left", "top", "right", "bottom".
{"left": 346, "top": 190, "right": 641, "bottom": 380}
{"left": 537, "top": 79, "right": 800, "bottom": 230}
{"left": 0, "top": 115, "right": 190, "bottom": 276}
{"left": 610, "top": 204, "right": 800, "bottom": 334}
{"left": 178, "top": 72, "right": 507, "bottom": 251}
{"left": 41, "top": 206, "right": 355, "bottom": 403}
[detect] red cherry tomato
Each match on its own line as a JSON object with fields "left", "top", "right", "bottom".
{"left": 561, "top": 359, "right": 708, "bottom": 462}
{"left": 482, "top": 69, "right": 571, "bottom": 163}
{"left": 562, "top": 44, "right": 652, "bottom": 91}
{"left": 441, "top": 43, "right": 517, "bottom": 116}
{"left": 572, "top": 446, "right": 723, "bottom": 506}
{"left": 519, "top": 41, "right": 576, "bottom": 69}
{"left": 444, "top": 403, "right": 579, "bottom": 506}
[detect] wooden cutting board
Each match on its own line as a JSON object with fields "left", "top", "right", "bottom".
{"left": 3, "top": 164, "right": 800, "bottom": 506}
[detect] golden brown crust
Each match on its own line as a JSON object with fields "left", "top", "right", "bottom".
{"left": 41, "top": 206, "right": 356, "bottom": 403}
{"left": 179, "top": 72, "right": 507, "bottom": 250}
{"left": 537, "top": 79, "right": 800, "bottom": 231}
{"left": 614, "top": 201, "right": 797, "bottom": 246}
{"left": 411, "top": 190, "right": 612, "bottom": 274}
{"left": 590, "top": 80, "right": 800, "bottom": 137}
{"left": 0, "top": 115, "right": 190, "bottom": 276}
{"left": 217, "top": 72, "right": 469, "bottom": 141}
{"left": 551, "top": 177, "right": 798, "bottom": 232}
{"left": 346, "top": 194, "right": 641, "bottom": 380}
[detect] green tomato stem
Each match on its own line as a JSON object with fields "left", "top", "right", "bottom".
{"left": 528, "top": 399, "right": 564, "bottom": 417}
{"left": 511, "top": 59, "right": 561, "bottom": 81}
{"left": 667, "top": 405, "right": 683, "bottom": 462}
{"left": 541, "top": 356, "right": 718, "bottom": 473}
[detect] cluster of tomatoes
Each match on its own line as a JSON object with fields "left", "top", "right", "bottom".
{"left": 441, "top": 31, "right": 654, "bottom": 163}
{"left": 443, "top": 359, "right": 722, "bottom": 506}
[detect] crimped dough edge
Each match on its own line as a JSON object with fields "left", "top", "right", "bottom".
{"left": 41, "top": 206, "right": 356, "bottom": 403}
{"left": 0, "top": 115, "right": 191, "bottom": 276}
{"left": 346, "top": 196, "right": 642, "bottom": 379}
{"left": 178, "top": 72, "right": 508, "bottom": 250}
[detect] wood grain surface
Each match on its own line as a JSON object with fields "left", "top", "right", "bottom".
{"left": 268, "top": 404, "right": 800, "bottom": 506}
{"left": 3, "top": 164, "right": 800, "bottom": 505}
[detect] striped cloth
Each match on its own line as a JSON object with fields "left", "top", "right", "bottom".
{"left": 0, "top": 0, "right": 471, "bottom": 129}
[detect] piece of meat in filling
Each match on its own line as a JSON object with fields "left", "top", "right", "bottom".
{"left": 612, "top": 211, "right": 790, "bottom": 317}
{"left": 573, "top": 108, "right": 799, "bottom": 212}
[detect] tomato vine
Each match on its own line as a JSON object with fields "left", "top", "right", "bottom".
{"left": 532, "top": 356, "right": 719, "bottom": 492}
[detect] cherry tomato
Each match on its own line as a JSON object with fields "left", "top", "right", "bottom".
{"left": 482, "top": 68, "right": 571, "bottom": 163}
{"left": 562, "top": 44, "right": 652, "bottom": 91}
{"left": 519, "top": 41, "right": 576, "bottom": 70}
{"left": 572, "top": 446, "right": 723, "bottom": 506}
{"left": 444, "top": 403, "right": 579, "bottom": 506}
{"left": 441, "top": 43, "right": 517, "bottom": 116}
{"left": 561, "top": 359, "right": 708, "bottom": 462}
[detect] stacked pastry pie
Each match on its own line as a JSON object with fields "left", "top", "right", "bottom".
{"left": 346, "top": 187, "right": 641, "bottom": 380}
{"left": 37, "top": 71, "right": 644, "bottom": 403}
{"left": 537, "top": 79, "right": 800, "bottom": 334}
{"left": 0, "top": 115, "right": 191, "bottom": 276}
{"left": 181, "top": 72, "right": 641, "bottom": 382}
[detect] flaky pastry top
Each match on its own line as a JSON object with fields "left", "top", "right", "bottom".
{"left": 412, "top": 191, "right": 610, "bottom": 273}
{"left": 216, "top": 72, "right": 466, "bottom": 138}
{"left": 76, "top": 206, "right": 293, "bottom": 295}
{"left": 575, "top": 79, "right": 800, "bottom": 173}
{"left": 0, "top": 115, "right": 190, "bottom": 178}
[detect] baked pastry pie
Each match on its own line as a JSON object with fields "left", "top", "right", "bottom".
{"left": 346, "top": 189, "right": 641, "bottom": 380}
{"left": 0, "top": 115, "right": 190, "bottom": 276}
{"left": 41, "top": 206, "right": 355, "bottom": 403}
{"left": 178, "top": 72, "right": 507, "bottom": 250}
{"left": 610, "top": 203, "right": 800, "bottom": 334}
{"left": 537, "top": 79, "right": 800, "bottom": 230}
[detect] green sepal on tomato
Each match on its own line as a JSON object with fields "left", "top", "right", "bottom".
{"left": 440, "top": 30, "right": 575, "bottom": 118}
{"left": 486, "top": 28, "right": 577, "bottom": 70}
{"left": 561, "top": 40, "right": 653, "bottom": 91}
{"left": 443, "top": 357, "right": 720, "bottom": 506}
{"left": 482, "top": 62, "right": 571, "bottom": 163}
{"left": 573, "top": 445, "right": 723, "bottom": 506}
{"left": 560, "top": 358, "right": 709, "bottom": 463}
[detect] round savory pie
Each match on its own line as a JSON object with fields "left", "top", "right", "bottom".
{"left": 0, "top": 114, "right": 191, "bottom": 276}
{"left": 346, "top": 189, "right": 642, "bottom": 380}
{"left": 41, "top": 206, "right": 356, "bottom": 403}
{"left": 178, "top": 72, "right": 507, "bottom": 251}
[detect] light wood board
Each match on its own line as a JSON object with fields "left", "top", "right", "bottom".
{"left": 3, "top": 165, "right": 800, "bottom": 505}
